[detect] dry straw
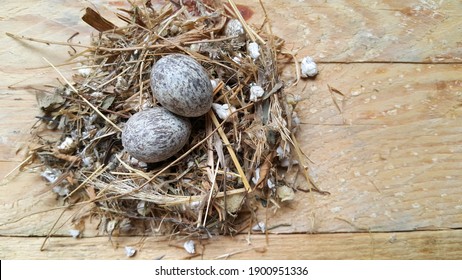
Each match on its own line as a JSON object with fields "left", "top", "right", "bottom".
{"left": 11, "top": 0, "right": 320, "bottom": 238}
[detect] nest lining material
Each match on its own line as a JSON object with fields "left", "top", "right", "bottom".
{"left": 20, "top": 0, "right": 317, "bottom": 236}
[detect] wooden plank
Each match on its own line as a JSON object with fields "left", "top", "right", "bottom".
{"left": 1, "top": 0, "right": 460, "bottom": 67}
{"left": 0, "top": 0, "right": 462, "bottom": 260}
{"left": 1, "top": 0, "right": 461, "bottom": 164}
{"left": 1, "top": 63, "right": 461, "bottom": 236}
{"left": 1, "top": 230, "right": 461, "bottom": 259}
{"left": 245, "top": 0, "right": 462, "bottom": 62}
{"left": 256, "top": 62, "right": 462, "bottom": 233}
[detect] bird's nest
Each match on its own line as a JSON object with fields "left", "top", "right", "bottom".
{"left": 13, "top": 0, "right": 321, "bottom": 238}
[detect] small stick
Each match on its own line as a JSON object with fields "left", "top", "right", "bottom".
{"left": 40, "top": 208, "right": 67, "bottom": 251}
{"left": 2, "top": 154, "right": 33, "bottom": 181}
{"left": 209, "top": 111, "right": 252, "bottom": 193}
{"left": 327, "top": 84, "right": 345, "bottom": 114}
{"left": 96, "top": 67, "right": 131, "bottom": 90}
{"left": 281, "top": 49, "right": 301, "bottom": 88}
{"left": 163, "top": 188, "right": 247, "bottom": 207}
{"left": 65, "top": 164, "right": 108, "bottom": 199}
{"left": 214, "top": 246, "right": 265, "bottom": 260}
{"left": 115, "top": 154, "right": 151, "bottom": 180}
{"left": 6, "top": 32, "right": 93, "bottom": 49}
{"left": 7, "top": 32, "right": 169, "bottom": 52}
{"left": 291, "top": 132, "right": 328, "bottom": 194}
{"left": 183, "top": 35, "right": 238, "bottom": 45}
{"left": 203, "top": 161, "right": 220, "bottom": 227}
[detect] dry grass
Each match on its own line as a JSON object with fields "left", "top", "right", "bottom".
{"left": 11, "top": 0, "right": 315, "bottom": 238}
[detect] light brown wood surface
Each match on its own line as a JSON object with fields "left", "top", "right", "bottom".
{"left": 2, "top": 230, "right": 462, "bottom": 260}
{"left": 1, "top": 0, "right": 461, "bottom": 259}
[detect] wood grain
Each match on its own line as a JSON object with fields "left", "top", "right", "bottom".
{"left": 246, "top": 0, "right": 462, "bottom": 62}
{"left": 1, "top": 0, "right": 462, "bottom": 259}
{"left": 257, "top": 63, "right": 462, "bottom": 233}
{"left": 1, "top": 230, "right": 461, "bottom": 259}
{"left": 3, "top": 63, "right": 460, "bottom": 236}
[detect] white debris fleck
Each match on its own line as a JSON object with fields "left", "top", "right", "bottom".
{"left": 189, "top": 43, "right": 201, "bottom": 52}
{"left": 141, "top": 100, "right": 153, "bottom": 111}
{"left": 57, "top": 137, "right": 75, "bottom": 153}
{"left": 292, "top": 111, "right": 301, "bottom": 127}
{"left": 386, "top": 109, "right": 398, "bottom": 115}
{"left": 232, "top": 53, "right": 242, "bottom": 64}
{"left": 82, "top": 156, "right": 94, "bottom": 167}
{"left": 52, "top": 186, "right": 69, "bottom": 197}
{"left": 210, "top": 79, "right": 219, "bottom": 90}
{"left": 189, "top": 200, "right": 201, "bottom": 210}
{"left": 287, "top": 94, "right": 302, "bottom": 105}
{"left": 129, "top": 156, "right": 140, "bottom": 166}
{"left": 276, "top": 185, "right": 295, "bottom": 202}
{"left": 69, "top": 229, "right": 80, "bottom": 238}
{"left": 115, "top": 76, "right": 129, "bottom": 91}
{"left": 184, "top": 240, "right": 196, "bottom": 254}
{"left": 248, "top": 42, "right": 260, "bottom": 59}
{"left": 137, "top": 200, "right": 149, "bottom": 216}
{"left": 249, "top": 85, "right": 264, "bottom": 101}
{"left": 276, "top": 145, "right": 290, "bottom": 160}
{"left": 78, "top": 67, "right": 92, "bottom": 77}
{"left": 124, "top": 246, "right": 137, "bottom": 257}
{"left": 277, "top": 145, "right": 298, "bottom": 167}
{"left": 252, "top": 167, "right": 260, "bottom": 185}
{"left": 106, "top": 220, "right": 117, "bottom": 234}
{"left": 41, "top": 168, "right": 61, "bottom": 183}
{"left": 330, "top": 206, "right": 342, "bottom": 213}
{"left": 212, "top": 103, "right": 236, "bottom": 120}
{"left": 252, "top": 222, "right": 266, "bottom": 233}
{"left": 279, "top": 158, "right": 298, "bottom": 167}
{"left": 267, "top": 178, "right": 276, "bottom": 189}
{"left": 300, "top": 56, "right": 318, "bottom": 77}
{"left": 388, "top": 234, "right": 397, "bottom": 243}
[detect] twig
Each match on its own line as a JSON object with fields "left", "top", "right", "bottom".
{"left": 214, "top": 246, "right": 265, "bottom": 259}
{"left": 1, "top": 154, "right": 33, "bottom": 181}
{"left": 40, "top": 208, "right": 67, "bottom": 251}
{"left": 327, "top": 84, "right": 344, "bottom": 113}
{"left": 209, "top": 111, "right": 252, "bottom": 193}
{"left": 203, "top": 161, "right": 220, "bottom": 227}
{"left": 65, "top": 164, "right": 108, "bottom": 198}
{"left": 6, "top": 32, "right": 94, "bottom": 49}
{"left": 7, "top": 32, "right": 169, "bottom": 52}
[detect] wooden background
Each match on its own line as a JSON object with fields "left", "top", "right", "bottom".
{"left": 0, "top": 0, "right": 461, "bottom": 259}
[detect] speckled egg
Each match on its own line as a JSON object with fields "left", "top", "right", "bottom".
{"left": 122, "top": 107, "right": 191, "bottom": 163}
{"left": 150, "top": 54, "right": 213, "bottom": 117}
